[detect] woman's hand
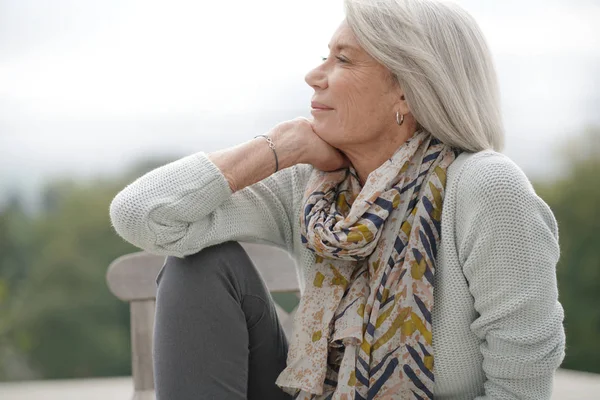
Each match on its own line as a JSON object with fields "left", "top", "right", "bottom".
{"left": 269, "top": 117, "right": 351, "bottom": 172}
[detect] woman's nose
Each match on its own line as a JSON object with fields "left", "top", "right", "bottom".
{"left": 305, "top": 64, "right": 327, "bottom": 91}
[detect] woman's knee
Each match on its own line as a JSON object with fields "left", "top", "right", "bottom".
{"left": 155, "top": 241, "right": 251, "bottom": 291}
{"left": 184, "top": 240, "right": 249, "bottom": 270}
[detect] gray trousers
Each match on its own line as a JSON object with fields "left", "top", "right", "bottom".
{"left": 153, "top": 241, "right": 294, "bottom": 400}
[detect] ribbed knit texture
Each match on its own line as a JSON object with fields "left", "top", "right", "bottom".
{"left": 110, "top": 149, "right": 566, "bottom": 399}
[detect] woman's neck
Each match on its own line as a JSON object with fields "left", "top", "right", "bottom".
{"left": 342, "top": 126, "right": 417, "bottom": 186}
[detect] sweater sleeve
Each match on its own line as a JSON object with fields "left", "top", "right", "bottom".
{"left": 455, "top": 153, "right": 566, "bottom": 399}
{"left": 109, "top": 151, "right": 311, "bottom": 257}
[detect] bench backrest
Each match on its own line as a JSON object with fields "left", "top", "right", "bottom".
{"left": 106, "top": 242, "right": 300, "bottom": 400}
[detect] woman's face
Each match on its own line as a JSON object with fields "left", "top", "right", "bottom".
{"left": 305, "top": 19, "right": 402, "bottom": 149}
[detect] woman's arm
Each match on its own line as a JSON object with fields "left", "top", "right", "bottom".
{"left": 456, "top": 153, "right": 566, "bottom": 399}
{"left": 207, "top": 125, "right": 305, "bottom": 193}
{"left": 109, "top": 126, "right": 311, "bottom": 257}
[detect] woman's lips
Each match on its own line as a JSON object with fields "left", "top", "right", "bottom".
{"left": 311, "top": 101, "right": 333, "bottom": 110}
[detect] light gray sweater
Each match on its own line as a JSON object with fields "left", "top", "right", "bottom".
{"left": 110, "top": 149, "right": 566, "bottom": 399}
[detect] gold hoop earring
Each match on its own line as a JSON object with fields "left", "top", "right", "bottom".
{"left": 396, "top": 110, "right": 404, "bottom": 126}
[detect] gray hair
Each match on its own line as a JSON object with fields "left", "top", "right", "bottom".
{"left": 344, "top": 0, "right": 504, "bottom": 152}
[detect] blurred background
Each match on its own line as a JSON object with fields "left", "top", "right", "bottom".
{"left": 0, "top": 0, "right": 599, "bottom": 397}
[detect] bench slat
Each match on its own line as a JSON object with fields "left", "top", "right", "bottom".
{"left": 238, "top": 242, "right": 300, "bottom": 293}
{"left": 130, "top": 301, "right": 155, "bottom": 393}
{"left": 106, "top": 242, "right": 300, "bottom": 301}
{"left": 106, "top": 252, "right": 164, "bottom": 301}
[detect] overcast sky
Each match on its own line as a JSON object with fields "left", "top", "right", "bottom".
{"left": 0, "top": 0, "right": 599, "bottom": 205}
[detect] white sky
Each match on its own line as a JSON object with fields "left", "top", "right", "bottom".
{"left": 0, "top": 0, "right": 599, "bottom": 206}
{"left": 1, "top": 0, "right": 597, "bottom": 117}
{"left": 0, "top": 0, "right": 344, "bottom": 117}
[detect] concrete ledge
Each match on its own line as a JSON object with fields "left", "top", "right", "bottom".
{"left": 0, "top": 369, "right": 598, "bottom": 399}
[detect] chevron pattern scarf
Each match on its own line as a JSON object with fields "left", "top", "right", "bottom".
{"left": 275, "top": 130, "right": 461, "bottom": 399}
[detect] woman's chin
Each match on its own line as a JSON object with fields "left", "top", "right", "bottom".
{"left": 311, "top": 123, "right": 328, "bottom": 137}
{"left": 313, "top": 127, "right": 342, "bottom": 148}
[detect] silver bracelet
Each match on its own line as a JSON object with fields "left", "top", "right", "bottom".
{"left": 254, "top": 134, "right": 279, "bottom": 173}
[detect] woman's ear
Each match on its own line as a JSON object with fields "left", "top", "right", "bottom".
{"left": 397, "top": 91, "right": 411, "bottom": 116}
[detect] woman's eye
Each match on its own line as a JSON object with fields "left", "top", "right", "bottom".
{"left": 321, "top": 56, "right": 347, "bottom": 63}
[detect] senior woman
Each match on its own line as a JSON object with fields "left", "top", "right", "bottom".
{"left": 110, "top": 0, "right": 566, "bottom": 399}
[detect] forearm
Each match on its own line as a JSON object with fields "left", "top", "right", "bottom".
{"left": 208, "top": 128, "right": 304, "bottom": 193}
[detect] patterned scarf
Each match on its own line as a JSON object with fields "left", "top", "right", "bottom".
{"left": 275, "top": 130, "right": 461, "bottom": 399}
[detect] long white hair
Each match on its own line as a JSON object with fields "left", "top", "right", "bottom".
{"left": 344, "top": 0, "right": 504, "bottom": 152}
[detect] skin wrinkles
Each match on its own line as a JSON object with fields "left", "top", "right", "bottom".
{"left": 305, "top": 20, "right": 418, "bottom": 186}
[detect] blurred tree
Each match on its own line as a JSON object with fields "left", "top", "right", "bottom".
{"left": 2, "top": 179, "right": 134, "bottom": 379}
{"left": 0, "top": 197, "right": 33, "bottom": 286}
{"left": 535, "top": 125, "right": 600, "bottom": 374}
{"left": 0, "top": 197, "right": 38, "bottom": 380}
{"left": 0, "top": 156, "right": 175, "bottom": 381}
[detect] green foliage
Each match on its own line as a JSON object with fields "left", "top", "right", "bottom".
{"left": 534, "top": 126, "right": 600, "bottom": 373}
{"left": 0, "top": 179, "right": 134, "bottom": 380}
{"left": 0, "top": 201, "right": 38, "bottom": 380}
{"left": 0, "top": 157, "right": 175, "bottom": 381}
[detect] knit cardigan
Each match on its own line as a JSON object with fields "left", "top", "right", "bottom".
{"left": 110, "top": 148, "right": 566, "bottom": 399}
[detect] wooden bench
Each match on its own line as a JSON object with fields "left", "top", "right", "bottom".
{"left": 106, "top": 242, "right": 301, "bottom": 400}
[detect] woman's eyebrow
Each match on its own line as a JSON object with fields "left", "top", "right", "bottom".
{"left": 328, "top": 43, "right": 359, "bottom": 53}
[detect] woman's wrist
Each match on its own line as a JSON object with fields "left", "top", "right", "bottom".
{"left": 266, "top": 126, "right": 307, "bottom": 169}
